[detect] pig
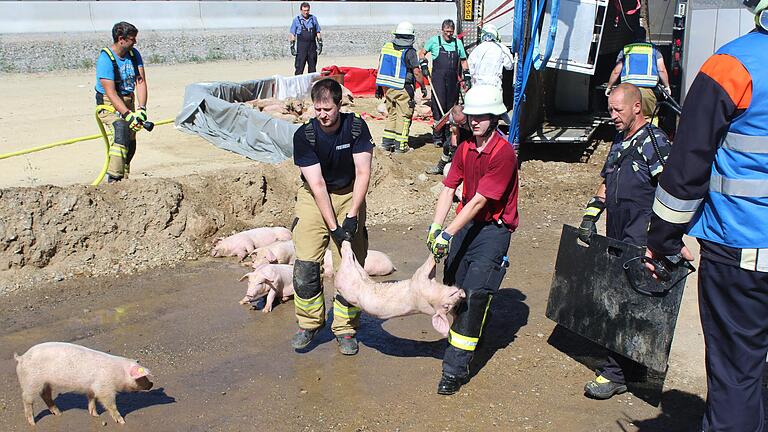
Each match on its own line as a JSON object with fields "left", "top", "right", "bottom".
{"left": 322, "top": 249, "right": 396, "bottom": 277}
{"left": 334, "top": 241, "right": 465, "bottom": 336}
{"left": 211, "top": 227, "right": 292, "bottom": 260}
{"left": 14, "top": 342, "right": 153, "bottom": 425}
{"left": 250, "top": 240, "right": 295, "bottom": 268}
{"left": 238, "top": 263, "right": 295, "bottom": 312}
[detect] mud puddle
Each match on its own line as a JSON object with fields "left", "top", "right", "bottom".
{"left": 0, "top": 223, "right": 705, "bottom": 431}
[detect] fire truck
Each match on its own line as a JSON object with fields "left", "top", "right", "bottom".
{"left": 456, "top": 0, "right": 686, "bottom": 146}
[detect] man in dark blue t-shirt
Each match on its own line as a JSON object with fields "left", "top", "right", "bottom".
{"left": 291, "top": 78, "right": 374, "bottom": 356}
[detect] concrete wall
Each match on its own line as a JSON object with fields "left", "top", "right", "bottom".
{"left": 0, "top": 1, "right": 458, "bottom": 34}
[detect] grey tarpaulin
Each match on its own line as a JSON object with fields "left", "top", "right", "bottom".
{"left": 175, "top": 78, "right": 300, "bottom": 163}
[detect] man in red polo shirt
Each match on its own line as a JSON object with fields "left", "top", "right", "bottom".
{"left": 426, "top": 84, "right": 519, "bottom": 395}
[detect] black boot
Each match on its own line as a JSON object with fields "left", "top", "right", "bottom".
{"left": 437, "top": 373, "right": 468, "bottom": 395}
{"left": 379, "top": 138, "right": 395, "bottom": 152}
{"left": 425, "top": 159, "right": 448, "bottom": 175}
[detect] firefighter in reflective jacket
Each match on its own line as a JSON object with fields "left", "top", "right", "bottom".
{"left": 606, "top": 27, "right": 670, "bottom": 121}
{"left": 94, "top": 21, "right": 149, "bottom": 183}
{"left": 578, "top": 83, "right": 672, "bottom": 400}
{"left": 646, "top": 2, "right": 768, "bottom": 429}
{"left": 375, "top": 22, "right": 426, "bottom": 153}
{"left": 427, "top": 85, "right": 519, "bottom": 395}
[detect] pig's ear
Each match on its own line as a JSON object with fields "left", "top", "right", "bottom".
{"left": 129, "top": 364, "right": 151, "bottom": 379}
{"left": 261, "top": 267, "right": 277, "bottom": 283}
{"left": 239, "top": 273, "right": 251, "bottom": 282}
{"left": 265, "top": 250, "right": 277, "bottom": 262}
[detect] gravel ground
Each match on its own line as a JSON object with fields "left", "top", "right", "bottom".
{"left": 0, "top": 26, "right": 438, "bottom": 73}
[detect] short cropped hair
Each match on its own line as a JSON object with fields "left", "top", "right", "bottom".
{"left": 300, "top": 2, "right": 310, "bottom": 9}
{"left": 615, "top": 82, "right": 642, "bottom": 105}
{"left": 442, "top": 19, "right": 456, "bottom": 30}
{"left": 311, "top": 78, "right": 342, "bottom": 106}
{"left": 112, "top": 22, "right": 138, "bottom": 43}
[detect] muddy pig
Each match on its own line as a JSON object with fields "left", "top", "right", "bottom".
{"left": 250, "top": 240, "right": 295, "bottom": 267}
{"left": 334, "top": 241, "right": 465, "bottom": 336}
{"left": 238, "top": 263, "right": 295, "bottom": 312}
{"left": 14, "top": 342, "right": 153, "bottom": 425}
{"left": 323, "top": 249, "right": 396, "bottom": 277}
{"left": 211, "top": 227, "right": 291, "bottom": 260}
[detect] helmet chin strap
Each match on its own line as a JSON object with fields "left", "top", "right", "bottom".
{"left": 469, "top": 116, "right": 499, "bottom": 138}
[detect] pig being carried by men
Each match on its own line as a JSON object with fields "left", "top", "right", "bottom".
{"left": 334, "top": 241, "right": 465, "bottom": 336}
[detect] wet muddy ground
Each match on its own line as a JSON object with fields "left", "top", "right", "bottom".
{"left": 0, "top": 221, "right": 706, "bottom": 431}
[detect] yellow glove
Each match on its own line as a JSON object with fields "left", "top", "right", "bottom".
{"left": 426, "top": 223, "right": 442, "bottom": 250}
{"left": 431, "top": 231, "right": 452, "bottom": 263}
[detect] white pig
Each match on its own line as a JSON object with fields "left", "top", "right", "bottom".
{"left": 322, "top": 249, "right": 396, "bottom": 277}
{"left": 239, "top": 263, "right": 295, "bottom": 312}
{"left": 14, "top": 342, "right": 153, "bottom": 425}
{"left": 334, "top": 241, "right": 465, "bottom": 336}
{"left": 211, "top": 227, "right": 291, "bottom": 260}
{"left": 250, "top": 240, "right": 296, "bottom": 268}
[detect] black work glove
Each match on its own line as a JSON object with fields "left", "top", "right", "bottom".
{"left": 462, "top": 69, "right": 472, "bottom": 90}
{"left": 330, "top": 226, "right": 351, "bottom": 246}
{"left": 375, "top": 86, "right": 384, "bottom": 99}
{"left": 317, "top": 39, "right": 323, "bottom": 55}
{"left": 421, "top": 85, "right": 429, "bottom": 99}
{"left": 419, "top": 58, "right": 430, "bottom": 78}
{"left": 578, "top": 196, "right": 605, "bottom": 244}
{"left": 290, "top": 40, "right": 296, "bottom": 56}
{"left": 342, "top": 215, "right": 358, "bottom": 240}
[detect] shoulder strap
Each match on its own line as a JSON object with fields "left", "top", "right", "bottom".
{"left": 645, "top": 124, "right": 666, "bottom": 167}
{"left": 129, "top": 48, "right": 140, "bottom": 73}
{"left": 102, "top": 47, "right": 122, "bottom": 88}
{"left": 304, "top": 120, "right": 316, "bottom": 147}
{"left": 351, "top": 114, "right": 363, "bottom": 140}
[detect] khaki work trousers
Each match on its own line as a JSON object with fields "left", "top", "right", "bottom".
{"left": 382, "top": 88, "right": 414, "bottom": 151}
{"left": 639, "top": 86, "right": 658, "bottom": 125}
{"left": 293, "top": 184, "right": 368, "bottom": 335}
{"left": 97, "top": 94, "right": 137, "bottom": 180}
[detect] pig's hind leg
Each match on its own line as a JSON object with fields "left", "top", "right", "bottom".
{"left": 21, "top": 390, "right": 36, "bottom": 425}
{"left": 40, "top": 384, "right": 61, "bottom": 416}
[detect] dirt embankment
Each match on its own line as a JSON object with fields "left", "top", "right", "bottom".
{"left": 5, "top": 145, "right": 544, "bottom": 293}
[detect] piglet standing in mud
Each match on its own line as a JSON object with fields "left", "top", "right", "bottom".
{"left": 211, "top": 227, "right": 292, "bottom": 260}
{"left": 334, "top": 241, "right": 465, "bottom": 336}
{"left": 14, "top": 342, "right": 153, "bottom": 425}
{"left": 250, "top": 240, "right": 296, "bottom": 268}
{"left": 239, "top": 263, "right": 295, "bottom": 312}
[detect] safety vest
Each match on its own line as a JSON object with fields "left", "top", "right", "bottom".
{"left": 688, "top": 31, "right": 768, "bottom": 249}
{"left": 102, "top": 47, "right": 140, "bottom": 93}
{"left": 375, "top": 43, "right": 410, "bottom": 90}
{"left": 620, "top": 43, "right": 659, "bottom": 88}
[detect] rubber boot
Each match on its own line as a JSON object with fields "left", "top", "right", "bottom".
{"left": 426, "top": 158, "right": 448, "bottom": 175}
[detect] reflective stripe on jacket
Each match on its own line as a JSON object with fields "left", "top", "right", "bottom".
{"left": 687, "top": 32, "right": 768, "bottom": 249}
{"left": 376, "top": 43, "right": 409, "bottom": 89}
{"left": 620, "top": 43, "right": 659, "bottom": 88}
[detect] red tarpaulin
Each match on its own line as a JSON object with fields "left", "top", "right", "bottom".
{"left": 322, "top": 65, "right": 429, "bottom": 97}
{"left": 322, "top": 65, "right": 378, "bottom": 96}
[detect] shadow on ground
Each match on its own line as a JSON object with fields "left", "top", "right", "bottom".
{"left": 35, "top": 387, "right": 175, "bottom": 423}
{"left": 616, "top": 389, "right": 705, "bottom": 432}
{"left": 547, "top": 325, "right": 669, "bottom": 407}
{"left": 470, "top": 287, "right": 529, "bottom": 378}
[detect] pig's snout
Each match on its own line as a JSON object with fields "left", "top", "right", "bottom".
{"left": 135, "top": 376, "right": 153, "bottom": 391}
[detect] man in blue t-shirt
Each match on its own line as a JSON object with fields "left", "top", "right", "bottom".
{"left": 290, "top": 78, "right": 374, "bottom": 356}
{"left": 289, "top": 2, "right": 323, "bottom": 75}
{"left": 94, "top": 21, "right": 149, "bottom": 182}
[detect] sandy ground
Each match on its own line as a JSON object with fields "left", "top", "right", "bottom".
{"left": 0, "top": 56, "right": 709, "bottom": 431}
{"left": 0, "top": 55, "right": 379, "bottom": 188}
